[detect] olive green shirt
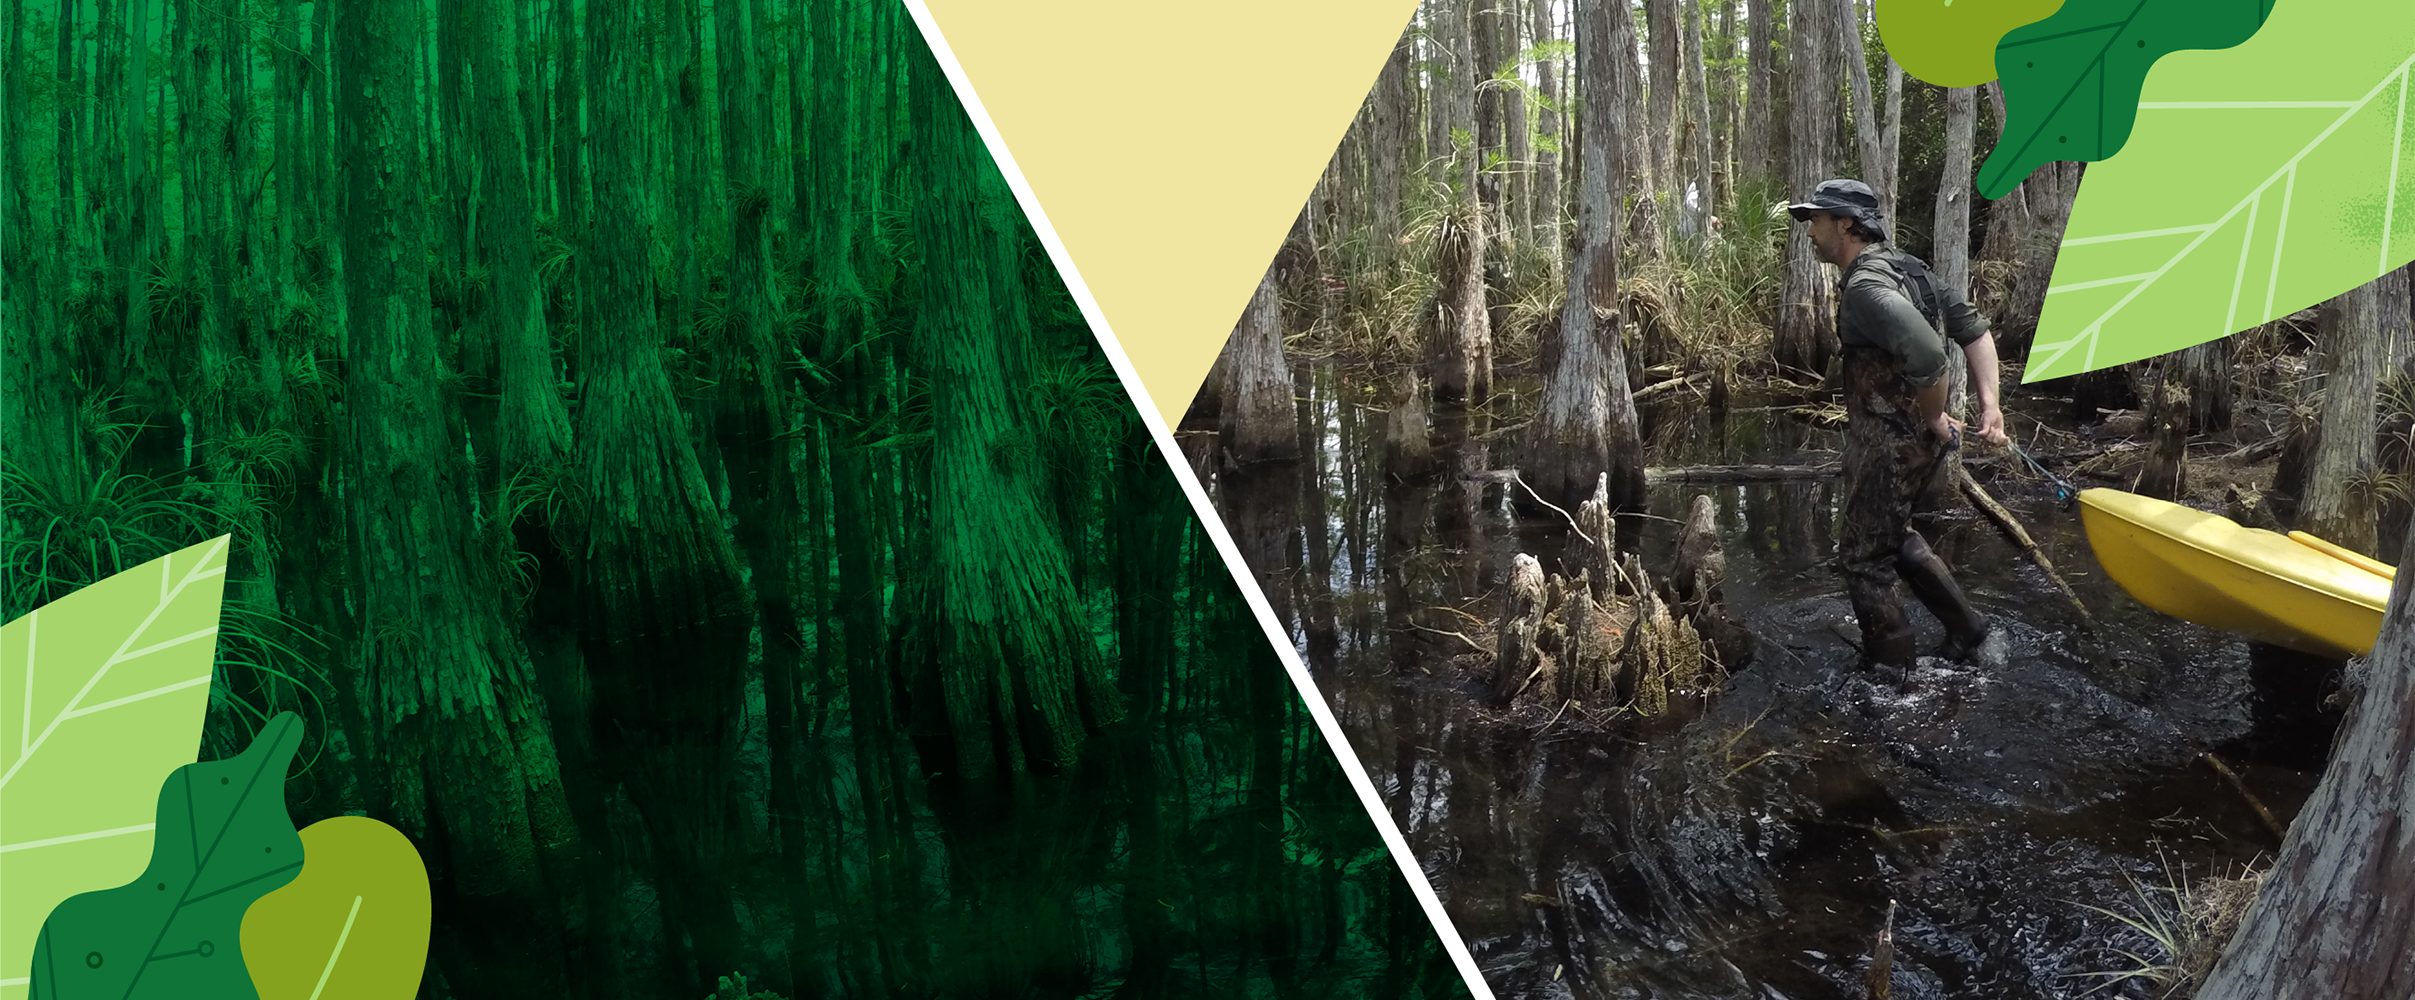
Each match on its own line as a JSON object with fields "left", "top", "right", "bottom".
{"left": 1836, "top": 243, "right": 1989, "bottom": 389}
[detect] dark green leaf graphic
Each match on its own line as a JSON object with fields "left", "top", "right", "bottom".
{"left": 1977, "top": 0, "right": 2279, "bottom": 198}
{"left": 27, "top": 714, "right": 305, "bottom": 1000}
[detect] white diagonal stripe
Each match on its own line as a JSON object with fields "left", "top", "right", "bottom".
{"left": 306, "top": 896, "right": 367, "bottom": 1000}
{"left": 2138, "top": 101, "right": 2358, "bottom": 109}
{"left": 2383, "top": 71, "right": 2406, "bottom": 271}
{"left": 0, "top": 822, "right": 156, "bottom": 853}
{"left": 63, "top": 675, "right": 213, "bottom": 720}
{"left": 2062, "top": 224, "right": 2216, "bottom": 246}
{"left": 2048, "top": 272, "right": 2161, "bottom": 294}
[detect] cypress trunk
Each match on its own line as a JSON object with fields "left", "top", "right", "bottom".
{"left": 2301, "top": 278, "right": 2383, "bottom": 556}
{"left": 910, "top": 39, "right": 1125, "bottom": 779}
{"left": 2197, "top": 514, "right": 2415, "bottom": 999}
{"left": 1528, "top": 0, "right": 1646, "bottom": 522}
{"left": 578, "top": 0, "right": 754, "bottom": 986}
{"left": 1777, "top": 0, "right": 1836, "bottom": 378}
{"left": 338, "top": 0, "right": 577, "bottom": 992}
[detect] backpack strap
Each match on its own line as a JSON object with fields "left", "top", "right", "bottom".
{"left": 1847, "top": 249, "right": 1948, "bottom": 336}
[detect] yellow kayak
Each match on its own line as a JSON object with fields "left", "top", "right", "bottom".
{"left": 2076, "top": 488, "right": 2392, "bottom": 658}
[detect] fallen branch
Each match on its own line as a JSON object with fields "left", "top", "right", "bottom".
{"left": 1633, "top": 372, "right": 1710, "bottom": 402}
{"left": 1952, "top": 461, "right": 2104, "bottom": 642}
{"left": 1646, "top": 461, "right": 1840, "bottom": 483}
{"left": 2200, "top": 752, "right": 2290, "bottom": 841}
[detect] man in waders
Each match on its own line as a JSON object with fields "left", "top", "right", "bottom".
{"left": 1788, "top": 178, "right": 2012, "bottom": 671}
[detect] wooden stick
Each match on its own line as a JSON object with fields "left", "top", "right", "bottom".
{"left": 1952, "top": 461, "right": 2104, "bottom": 642}
{"left": 2200, "top": 752, "right": 2290, "bottom": 841}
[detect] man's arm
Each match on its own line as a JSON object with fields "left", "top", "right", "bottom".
{"left": 1917, "top": 379, "right": 1953, "bottom": 445}
{"left": 1962, "top": 331, "right": 2009, "bottom": 446}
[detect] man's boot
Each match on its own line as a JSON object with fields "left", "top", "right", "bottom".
{"left": 1897, "top": 532, "right": 2002, "bottom": 668}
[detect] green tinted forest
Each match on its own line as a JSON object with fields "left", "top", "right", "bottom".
{"left": 0, "top": 0, "right": 1471, "bottom": 996}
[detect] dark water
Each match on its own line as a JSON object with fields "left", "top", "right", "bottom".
{"left": 1200, "top": 363, "right": 2341, "bottom": 1000}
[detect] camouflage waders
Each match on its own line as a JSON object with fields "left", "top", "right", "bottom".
{"left": 1838, "top": 344, "right": 1990, "bottom": 667}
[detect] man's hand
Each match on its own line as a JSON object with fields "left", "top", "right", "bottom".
{"left": 1972, "top": 405, "right": 2010, "bottom": 447}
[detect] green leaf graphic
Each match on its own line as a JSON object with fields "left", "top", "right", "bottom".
{"left": 1976, "top": 0, "right": 2278, "bottom": 199}
{"left": 2, "top": 538, "right": 230, "bottom": 1000}
{"left": 1875, "top": 0, "right": 2066, "bottom": 88}
{"left": 2023, "top": 0, "right": 2415, "bottom": 381}
{"left": 26, "top": 713, "right": 305, "bottom": 1000}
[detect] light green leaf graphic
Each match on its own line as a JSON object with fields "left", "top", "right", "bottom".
{"left": 1, "top": 538, "right": 229, "bottom": 1000}
{"left": 1976, "top": 0, "right": 2277, "bottom": 199}
{"left": 2024, "top": 0, "right": 2415, "bottom": 382}
{"left": 27, "top": 713, "right": 306, "bottom": 999}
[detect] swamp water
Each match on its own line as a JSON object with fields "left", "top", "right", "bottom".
{"left": 1194, "top": 363, "right": 2342, "bottom": 1000}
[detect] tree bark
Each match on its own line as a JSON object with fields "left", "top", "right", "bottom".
{"left": 2197, "top": 514, "right": 2415, "bottom": 999}
{"left": 1431, "top": 202, "right": 1495, "bottom": 404}
{"left": 1683, "top": 0, "right": 1715, "bottom": 233}
{"left": 1646, "top": 0, "right": 1679, "bottom": 234}
{"left": 1617, "top": 0, "right": 1662, "bottom": 260}
{"left": 578, "top": 0, "right": 756, "bottom": 986}
{"left": 1841, "top": 0, "right": 1884, "bottom": 213}
{"left": 1532, "top": 0, "right": 1563, "bottom": 271}
{"left": 1778, "top": 0, "right": 1837, "bottom": 378}
{"left": 1742, "top": 0, "right": 1772, "bottom": 190}
{"left": 911, "top": 40, "right": 1124, "bottom": 780}
{"left": 668, "top": 0, "right": 706, "bottom": 338}
{"left": 1224, "top": 270, "right": 1300, "bottom": 464}
{"left": 338, "top": 0, "right": 578, "bottom": 992}
{"left": 1374, "top": 25, "right": 1415, "bottom": 272}
{"left": 2301, "top": 277, "right": 2383, "bottom": 556}
{"left": 472, "top": 0, "right": 572, "bottom": 474}
{"left": 1528, "top": 0, "right": 1646, "bottom": 523}
{"left": 2177, "top": 338, "right": 2234, "bottom": 434}
{"left": 1934, "top": 85, "right": 1977, "bottom": 412}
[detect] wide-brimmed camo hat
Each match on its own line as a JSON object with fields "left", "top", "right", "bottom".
{"left": 1787, "top": 178, "right": 1886, "bottom": 240}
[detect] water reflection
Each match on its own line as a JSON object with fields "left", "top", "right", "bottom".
{"left": 1205, "top": 363, "right": 2338, "bottom": 1000}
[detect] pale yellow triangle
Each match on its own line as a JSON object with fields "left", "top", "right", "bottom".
{"left": 919, "top": 0, "right": 1419, "bottom": 428}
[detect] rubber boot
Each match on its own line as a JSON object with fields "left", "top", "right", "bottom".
{"left": 1859, "top": 603, "right": 1919, "bottom": 670}
{"left": 1896, "top": 531, "right": 1994, "bottom": 664}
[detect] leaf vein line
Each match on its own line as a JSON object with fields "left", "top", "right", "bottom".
{"left": 2226, "top": 192, "right": 2260, "bottom": 334}
{"left": 0, "top": 537, "right": 229, "bottom": 791}
{"left": 2048, "top": 271, "right": 2161, "bottom": 293}
{"left": 0, "top": 823, "right": 157, "bottom": 853}
{"left": 184, "top": 860, "right": 302, "bottom": 905}
{"left": 307, "top": 896, "right": 366, "bottom": 1000}
{"left": 106, "top": 627, "right": 221, "bottom": 671}
{"left": 2383, "top": 70, "right": 2406, "bottom": 271}
{"left": 2000, "top": 20, "right": 2125, "bottom": 49}
{"left": 1992, "top": 0, "right": 2149, "bottom": 188}
{"left": 2265, "top": 167, "right": 2296, "bottom": 322}
{"left": 2139, "top": 101, "right": 2359, "bottom": 109}
{"left": 2057, "top": 49, "right": 2415, "bottom": 370}
{"left": 2063, "top": 224, "right": 2216, "bottom": 245}
{"left": 62, "top": 674, "right": 213, "bottom": 721}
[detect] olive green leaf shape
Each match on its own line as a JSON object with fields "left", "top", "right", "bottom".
{"left": 1976, "top": 0, "right": 2278, "bottom": 199}
{"left": 239, "top": 817, "right": 431, "bottom": 1000}
{"left": 1, "top": 538, "right": 229, "bottom": 1000}
{"left": 26, "top": 712, "right": 306, "bottom": 1000}
{"left": 2023, "top": 0, "right": 2415, "bottom": 381}
{"left": 1875, "top": 0, "right": 2067, "bottom": 88}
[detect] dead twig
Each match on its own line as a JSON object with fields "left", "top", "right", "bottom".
{"left": 2200, "top": 752, "right": 2290, "bottom": 841}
